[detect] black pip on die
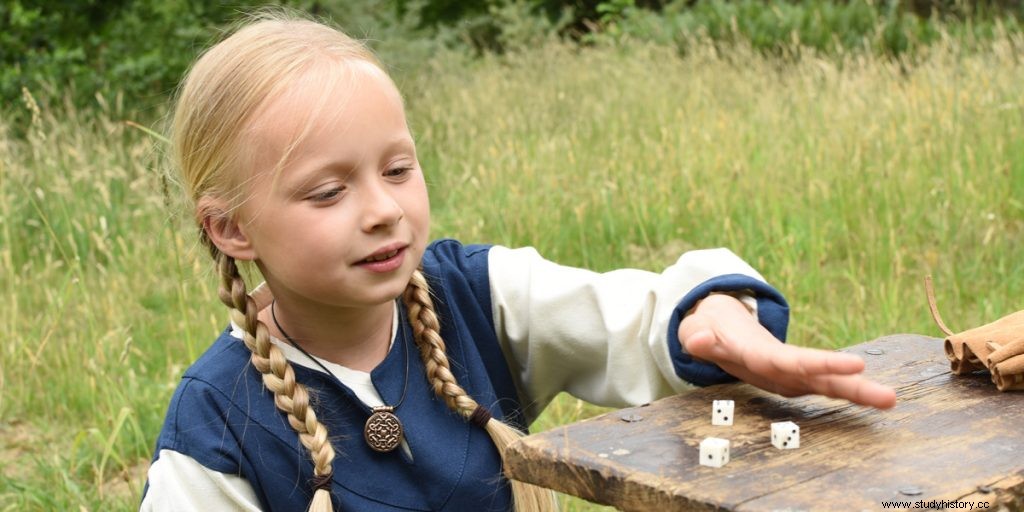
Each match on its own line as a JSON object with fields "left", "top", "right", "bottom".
{"left": 712, "top": 399, "right": 734, "bottom": 426}
{"left": 771, "top": 421, "right": 800, "bottom": 449}
{"left": 699, "top": 437, "right": 730, "bottom": 468}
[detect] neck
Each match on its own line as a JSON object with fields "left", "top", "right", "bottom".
{"left": 262, "top": 296, "right": 396, "bottom": 372}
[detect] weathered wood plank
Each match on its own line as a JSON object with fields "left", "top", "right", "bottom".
{"left": 505, "top": 335, "right": 1024, "bottom": 511}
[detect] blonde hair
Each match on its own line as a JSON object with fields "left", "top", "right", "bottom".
{"left": 171, "top": 11, "right": 554, "bottom": 512}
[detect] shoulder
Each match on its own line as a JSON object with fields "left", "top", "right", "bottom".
{"left": 423, "top": 238, "right": 547, "bottom": 274}
{"left": 161, "top": 329, "right": 254, "bottom": 415}
{"left": 422, "top": 238, "right": 493, "bottom": 270}
{"left": 180, "top": 328, "right": 256, "bottom": 388}
{"left": 155, "top": 330, "right": 275, "bottom": 469}
{"left": 421, "top": 239, "right": 494, "bottom": 298}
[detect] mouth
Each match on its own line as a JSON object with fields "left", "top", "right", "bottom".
{"left": 360, "top": 248, "right": 401, "bottom": 263}
{"left": 356, "top": 243, "right": 409, "bottom": 272}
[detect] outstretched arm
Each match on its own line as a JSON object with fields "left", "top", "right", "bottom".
{"left": 679, "top": 294, "right": 897, "bottom": 409}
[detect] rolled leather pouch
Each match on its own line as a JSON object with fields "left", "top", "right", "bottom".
{"left": 927, "top": 277, "right": 1024, "bottom": 392}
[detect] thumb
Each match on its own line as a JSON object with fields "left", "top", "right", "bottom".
{"left": 678, "top": 313, "right": 720, "bottom": 362}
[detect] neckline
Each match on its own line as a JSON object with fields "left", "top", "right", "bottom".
{"left": 270, "top": 299, "right": 410, "bottom": 407}
{"left": 230, "top": 299, "right": 400, "bottom": 376}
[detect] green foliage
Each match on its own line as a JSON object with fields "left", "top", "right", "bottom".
{"left": 395, "top": 0, "right": 1024, "bottom": 56}
{"left": 3, "top": 0, "right": 1024, "bottom": 121}
{"left": 0, "top": 0, "right": 455, "bottom": 125}
{"left": 3, "top": 2, "right": 232, "bottom": 121}
{"left": 394, "top": 0, "right": 668, "bottom": 51}
{"left": 592, "top": 0, "right": 1023, "bottom": 56}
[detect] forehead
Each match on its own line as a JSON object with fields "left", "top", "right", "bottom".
{"left": 245, "top": 60, "right": 409, "bottom": 176}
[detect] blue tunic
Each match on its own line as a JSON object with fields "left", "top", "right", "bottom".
{"left": 147, "top": 240, "right": 789, "bottom": 511}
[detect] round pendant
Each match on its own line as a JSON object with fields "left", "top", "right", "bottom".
{"left": 364, "top": 406, "right": 403, "bottom": 453}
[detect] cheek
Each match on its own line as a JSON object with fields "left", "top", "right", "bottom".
{"left": 400, "top": 178, "right": 430, "bottom": 250}
{"left": 419, "top": 205, "right": 431, "bottom": 241}
{"left": 406, "top": 175, "right": 430, "bottom": 220}
{"left": 417, "top": 182, "right": 431, "bottom": 218}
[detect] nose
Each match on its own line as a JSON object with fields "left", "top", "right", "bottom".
{"left": 359, "top": 179, "right": 404, "bottom": 232}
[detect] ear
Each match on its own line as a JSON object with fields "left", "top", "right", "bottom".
{"left": 197, "top": 196, "right": 257, "bottom": 261}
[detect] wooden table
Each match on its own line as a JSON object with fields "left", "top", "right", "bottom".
{"left": 505, "top": 335, "right": 1024, "bottom": 511}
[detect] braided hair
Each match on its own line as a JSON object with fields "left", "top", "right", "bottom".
{"left": 174, "top": 11, "right": 555, "bottom": 511}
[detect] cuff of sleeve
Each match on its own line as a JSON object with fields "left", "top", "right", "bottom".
{"left": 666, "top": 273, "right": 790, "bottom": 387}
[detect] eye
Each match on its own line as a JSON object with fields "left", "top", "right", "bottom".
{"left": 308, "top": 187, "right": 344, "bottom": 202}
{"left": 384, "top": 166, "right": 413, "bottom": 178}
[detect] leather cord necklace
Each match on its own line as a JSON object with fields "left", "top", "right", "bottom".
{"left": 271, "top": 300, "right": 409, "bottom": 453}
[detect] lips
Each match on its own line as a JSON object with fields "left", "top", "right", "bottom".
{"left": 354, "top": 243, "right": 409, "bottom": 273}
{"left": 361, "top": 248, "right": 400, "bottom": 263}
{"left": 358, "top": 243, "right": 408, "bottom": 264}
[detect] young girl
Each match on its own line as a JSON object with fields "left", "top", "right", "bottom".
{"left": 142, "top": 12, "right": 896, "bottom": 512}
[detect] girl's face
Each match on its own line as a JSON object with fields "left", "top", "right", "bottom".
{"left": 231, "top": 61, "right": 430, "bottom": 312}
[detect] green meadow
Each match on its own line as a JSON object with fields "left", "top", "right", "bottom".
{"left": 2, "top": 34, "right": 1023, "bottom": 510}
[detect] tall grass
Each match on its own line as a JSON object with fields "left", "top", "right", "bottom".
{"left": 2, "top": 33, "right": 1023, "bottom": 510}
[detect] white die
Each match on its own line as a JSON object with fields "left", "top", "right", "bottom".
{"left": 712, "top": 400, "right": 734, "bottom": 426}
{"left": 771, "top": 421, "right": 800, "bottom": 449}
{"left": 699, "top": 437, "right": 730, "bottom": 468}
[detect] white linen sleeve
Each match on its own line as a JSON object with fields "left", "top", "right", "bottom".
{"left": 488, "top": 245, "right": 768, "bottom": 421}
{"left": 140, "top": 449, "right": 261, "bottom": 512}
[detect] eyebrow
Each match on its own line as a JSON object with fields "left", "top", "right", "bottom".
{"left": 284, "top": 137, "right": 417, "bottom": 192}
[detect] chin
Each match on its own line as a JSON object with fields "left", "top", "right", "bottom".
{"left": 387, "top": 272, "right": 417, "bottom": 301}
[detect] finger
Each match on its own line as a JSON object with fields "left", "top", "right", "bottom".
{"left": 684, "top": 330, "right": 796, "bottom": 396}
{"left": 679, "top": 311, "right": 732, "bottom": 364}
{"left": 718, "top": 363, "right": 804, "bottom": 397}
{"left": 680, "top": 313, "right": 759, "bottom": 367}
{"left": 716, "top": 353, "right": 896, "bottom": 409}
{"left": 807, "top": 374, "right": 897, "bottom": 409}
{"left": 678, "top": 310, "right": 715, "bottom": 350}
{"left": 764, "top": 345, "right": 866, "bottom": 378}
{"left": 682, "top": 329, "right": 721, "bottom": 362}
{"left": 683, "top": 314, "right": 864, "bottom": 380}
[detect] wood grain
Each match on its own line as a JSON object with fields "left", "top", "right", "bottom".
{"left": 505, "top": 335, "right": 1024, "bottom": 511}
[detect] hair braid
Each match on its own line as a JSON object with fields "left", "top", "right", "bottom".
{"left": 403, "top": 270, "right": 480, "bottom": 417}
{"left": 403, "top": 269, "right": 557, "bottom": 512}
{"left": 216, "top": 251, "right": 336, "bottom": 512}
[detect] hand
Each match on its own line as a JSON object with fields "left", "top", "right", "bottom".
{"left": 678, "top": 294, "right": 897, "bottom": 409}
